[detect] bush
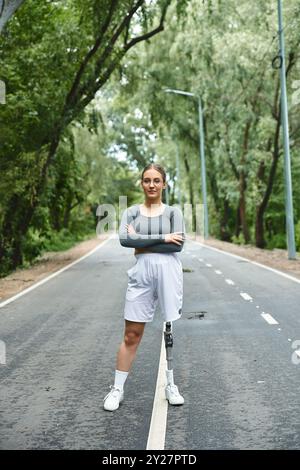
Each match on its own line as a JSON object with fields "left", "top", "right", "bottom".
{"left": 21, "top": 228, "right": 46, "bottom": 265}
{"left": 231, "top": 233, "right": 245, "bottom": 245}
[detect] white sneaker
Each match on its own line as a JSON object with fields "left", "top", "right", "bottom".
{"left": 103, "top": 386, "right": 124, "bottom": 411}
{"left": 165, "top": 384, "right": 184, "bottom": 405}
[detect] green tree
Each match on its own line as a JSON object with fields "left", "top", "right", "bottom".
{"left": 0, "top": 0, "right": 184, "bottom": 273}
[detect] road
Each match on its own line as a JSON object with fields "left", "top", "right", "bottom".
{"left": 0, "top": 235, "right": 300, "bottom": 450}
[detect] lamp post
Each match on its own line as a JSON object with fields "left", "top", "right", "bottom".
{"left": 164, "top": 88, "right": 209, "bottom": 239}
{"left": 277, "top": 0, "right": 296, "bottom": 259}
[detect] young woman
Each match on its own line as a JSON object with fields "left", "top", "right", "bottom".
{"left": 103, "top": 163, "right": 185, "bottom": 411}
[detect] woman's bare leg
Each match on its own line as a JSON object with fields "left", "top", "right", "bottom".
{"left": 116, "top": 320, "right": 146, "bottom": 371}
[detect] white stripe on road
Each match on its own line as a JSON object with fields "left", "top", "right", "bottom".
{"left": 146, "top": 327, "right": 168, "bottom": 450}
{"left": 0, "top": 234, "right": 113, "bottom": 309}
{"left": 206, "top": 263, "right": 212, "bottom": 267}
{"left": 261, "top": 313, "right": 279, "bottom": 325}
{"left": 225, "top": 279, "right": 235, "bottom": 285}
{"left": 193, "top": 241, "right": 300, "bottom": 285}
{"left": 295, "top": 350, "right": 300, "bottom": 358}
{"left": 240, "top": 292, "right": 253, "bottom": 301}
{"left": 215, "top": 270, "right": 222, "bottom": 275}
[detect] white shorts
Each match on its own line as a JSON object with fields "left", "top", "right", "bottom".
{"left": 124, "top": 252, "right": 183, "bottom": 323}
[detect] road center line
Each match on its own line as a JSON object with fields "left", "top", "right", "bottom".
{"left": 261, "top": 313, "right": 279, "bottom": 325}
{"left": 215, "top": 270, "right": 222, "bottom": 275}
{"left": 240, "top": 292, "right": 253, "bottom": 301}
{"left": 225, "top": 279, "right": 235, "bottom": 285}
{"left": 146, "top": 327, "right": 168, "bottom": 450}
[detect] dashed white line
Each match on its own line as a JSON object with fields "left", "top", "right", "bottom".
{"left": 261, "top": 313, "right": 279, "bottom": 325}
{"left": 240, "top": 292, "right": 253, "bottom": 301}
{"left": 193, "top": 241, "right": 300, "bottom": 285}
{"left": 193, "top": 249, "right": 287, "bottom": 338}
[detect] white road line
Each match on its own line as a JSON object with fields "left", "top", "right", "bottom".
{"left": 240, "top": 292, "right": 253, "bottom": 301}
{"left": 225, "top": 279, "right": 235, "bottom": 285}
{"left": 261, "top": 313, "right": 279, "bottom": 325}
{"left": 206, "top": 263, "right": 212, "bottom": 267}
{"left": 0, "top": 235, "right": 113, "bottom": 309}
{"left": 295, "top": 350, "right": 300, "bottom": 359}
{"left": 193, "top": 241, "right": 300, "bottom": 285}
{"left": 198, "top": 258, "right": 203, "bottom": 262}
{"left": 215, "top": 270, "right": 222, "bottom": 275}
{"left": 146, "top": 327, "right": 168, "bottom": 450}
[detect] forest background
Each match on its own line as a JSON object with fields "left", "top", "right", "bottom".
{"left": 1, "top": 0, "right": 300, "bottom": 277}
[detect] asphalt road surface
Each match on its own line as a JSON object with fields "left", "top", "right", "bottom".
{"left": 0, "top": 235, "right": 300, "bottom": 450}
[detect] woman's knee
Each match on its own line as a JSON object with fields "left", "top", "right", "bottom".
{"left": 124, "top": 327, "right": 144, "bottom": 347}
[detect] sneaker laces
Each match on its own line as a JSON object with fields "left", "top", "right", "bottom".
{"left": 168, "top": 384, "right": 180, "bottom": 396}
{"left": 103, "top": 385, "right": 122, "bottom": 402}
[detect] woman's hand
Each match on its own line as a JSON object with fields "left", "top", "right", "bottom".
{"left": 164, "top": 232, "right": 184, "bottom": 246}
{"left": 126, "top": 223, "right": 136, "bottom": 235}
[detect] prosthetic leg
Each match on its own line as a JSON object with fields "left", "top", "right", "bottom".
{"left": 164, "top": 321, "right": 184, "bottom": 405}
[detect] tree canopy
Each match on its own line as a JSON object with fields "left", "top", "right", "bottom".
{"left": 1, "top": 0, "right": 300, "bottom": 276}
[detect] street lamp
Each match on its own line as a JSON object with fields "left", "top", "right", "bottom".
{"left": 164, "top": 88, "right": 209, "bottom": 239}
{"left": 277, "top": 0, "right": 296, "bottom": 259}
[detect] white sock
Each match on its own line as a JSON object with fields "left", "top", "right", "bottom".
{"left": 114, "top": 370, "right": 129, "bottom": 391}
{"left": 166, "top": 369, "right": 174, "bottom": 386}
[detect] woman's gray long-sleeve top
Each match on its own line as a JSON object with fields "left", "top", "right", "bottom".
{"left": 119, "top": 204, "right": 185, "bottom": 253}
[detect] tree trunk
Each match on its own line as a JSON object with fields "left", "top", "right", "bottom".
{"left": 238, "top": 121, "right": 251, "bottom": 243}
{"left": 220, "top": 198, "right": 231, "bottom": 242}
{"left": 235, "top": 205, "right": 241, "bottom": 238}
{"left": 255, "top": 205, "right": 266, "bottom": 248}
{"left": 183, "top": 152, "right": 196, "bottom": 231}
